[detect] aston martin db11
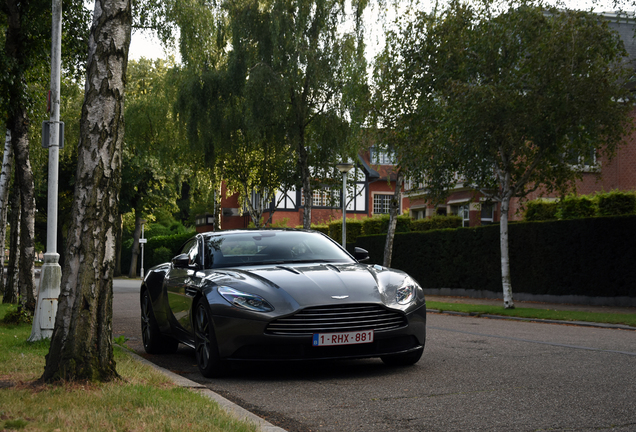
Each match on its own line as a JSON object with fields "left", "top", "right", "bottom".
{"left": 140, "top": 229, "right": 426, "bottom": 377}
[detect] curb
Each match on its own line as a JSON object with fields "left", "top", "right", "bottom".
{"left": 427, "top": 308, "right": 636, "bottom": 331}
{"left": 122, "top": 349, "right": 288, "bottom": 432}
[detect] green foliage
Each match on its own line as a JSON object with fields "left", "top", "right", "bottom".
{"left": 377, "top": 1, "right": 633, "bottom": 204}
{"left": 151, "top": 247, "right": 173, "bottom": 266}
{"left": 123, "top": 230, "right": 195, "bottom": 273}
{"left": 174, "top": 0, "right": 370, "bottom": 229}
{"left": 122, "top": 58, "right": 189, "bottom": 223}
{"left": 355, "top": 216, "right": 636, "bottom": 298}
{"left": 525, "top": 191, "right": 636, "bottom": 221}
{"left": 597, "top": 190, "right": 636, "bottom": 216}
{"left": 328, "top": 219, "right": 364, "bottom": 244}
{"left": 557, "top": 195, "right": 596, "bottom": 219}
{"left": 309, "top": 224, "right": 329, "bottom": 235}
{"left": 360, "top": 214, "right": 411, "bottom": 236}
{"left": 411, "top": 215, "right": 462, "bottom": 231}
{"left": 524, "top": 201, "right": 559, "bottom": 221}
{"left": 1, "top": 305, "right": 33, "bottom": 325}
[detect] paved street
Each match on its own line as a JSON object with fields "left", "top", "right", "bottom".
{"left": 113, "top": 279, "right": 636, "bottom": 432}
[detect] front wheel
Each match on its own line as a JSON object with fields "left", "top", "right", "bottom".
{"left": 141, "top": 290, "right": 179, "bottom": 354}
{"left": 194, "top": 298, "right": 228, "bottom": 378}
{"left": 380, "top": 347, "right": 424, "bottom": 366}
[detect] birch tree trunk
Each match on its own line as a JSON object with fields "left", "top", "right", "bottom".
{"left": 383, "top": 170, "right": 403, "bottom": 268}
{"left": 0, "top": 131, "right": 13, "bottom": 298}
{"left": 10, "top": 111, "right": 37, "bottom": 311}
{"left": 4, "top": 0, "right": 37, "bottom": 310}
{"left": 299, "top": 142, "right": 312, "bottom": 229}
{"left": 3, "top": 179, "right": 20, "bottom": 304}
{"left": 500, "top": 195, "right": 515, "bottom": 309}
{"left": 42, "top": 0, "right": 131, "bottom": 383}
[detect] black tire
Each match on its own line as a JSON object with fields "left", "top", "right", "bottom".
{"left": 141, "top": 290, "right": 179, "bottom": 354}
{"left": 194, "top": 298, "right": 228, "bottom": 378}
{"left": 380, "top": 347, "right": 424, "bottom": 366}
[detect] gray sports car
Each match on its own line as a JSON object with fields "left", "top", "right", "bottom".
{"left": 140, "top": 229, "right": 426, "bottom": 377}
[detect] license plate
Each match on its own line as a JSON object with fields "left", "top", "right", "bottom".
{"left": 312, "top": 330, "right": 374, "bottom": 346}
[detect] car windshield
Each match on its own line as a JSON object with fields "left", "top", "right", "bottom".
{"left": 203, "top": 231, "right": 354, "bottom": 269}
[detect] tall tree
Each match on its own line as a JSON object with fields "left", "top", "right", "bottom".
{"left": 0, "top": 0, "right": 89, "bottom": 308}
{"left": 123, "top": 58, "right": 184, "bottom": 277}
{"left": 267, "top": 0, "right": 369, "bottom": 228}
{"left": 43, "top": 0, "right": 132, "bottom": 382}
{"left": 175, "top": 0, "right": 369, "bottom": 229}
{"left": 383, "top": 0, "right": 633, "bottom": 308}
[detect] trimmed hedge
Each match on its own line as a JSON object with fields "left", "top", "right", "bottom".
{"left": 524, "top": 191, "right": 636, "bottom": 221}
{"left": 524, "top": 201, "right": 558, "bottom": 221}
{"left": 411, "top": 215, "right": 462, "bottom": 231}
{"left": 355, "top": 216, "right": 636, "bottom": 298}
{"left": 598, "top": 191, "right": 636, "bottom": 216}
{"left": 123, "top": 230, "right": 196, "bottom": 275}
{"left": 361, "top": 214, "right": 411, "bottom": 235}
{"left": 328, "top": 219, "right": 363, "bottom": 243}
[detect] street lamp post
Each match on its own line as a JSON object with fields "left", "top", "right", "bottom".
{"left": 29, "top": 0, "right": 62, "bottom": 341}
{"left": 140, "top": 220, "right": 147, "bottom": 278}
{"left": 336, "top": 162, "right": 354, "bottom": 248}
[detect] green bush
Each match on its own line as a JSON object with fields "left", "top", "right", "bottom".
{"left": 328, "top": 219, "right": 363, "bottom": 243}
{"left": 597, "top": 191, "right": 636, "bottom": 216}
{"left": 361, "top": 214, "right": 411, "bottom": 235}
{"left": 361, "top": 216, "right": 385, "bottom": 235}
{"left": 556, "top": 195, "right": 596, "bottom": 219}
{"left": 124, "top": 230, "right": 196, "bottom": 275}
{"left": 151, "top": 246, "right": 173, "bottom": 266}
{"left": 524, "top": 200, "right": 558, "bottom": 221}
{"left": 310, "top": 224, "right": 329, "bottom": 235}
{"left": 411, "top": 215, "right": 462, "bottom": 231}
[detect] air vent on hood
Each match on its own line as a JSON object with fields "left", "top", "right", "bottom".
{"left": 265, "top": 304, "right": 407, "bottom": 336}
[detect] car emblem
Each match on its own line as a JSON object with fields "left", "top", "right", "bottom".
{"left": 331, "top": 295, "right": 349, "bottom": 299}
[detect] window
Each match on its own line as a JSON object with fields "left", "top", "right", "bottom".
{"left": 301, "top": 188, "right": 339, "bottom": 208}
{"left": 566, "top": 148, "right": 597, "bottom": 171}
{"left": 180, "top": 238, "right": 199, "bottom": 266}
{"left": 451, "top": 203, "right": 470, "bottom": 227}
{"left": 480, "top": 203, "right": 494, "bottom": 225}
{"left": 370, "top": 146, "right": 396, "bottom": 165}
{"left": 373, "top": 194, "right": 397, "bottom": 214}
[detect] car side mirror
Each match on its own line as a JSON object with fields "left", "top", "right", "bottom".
{"left": 353, "top": 247, "right": 370, "bottom": 263}
{"left": 172, "top": 253, "right": 191, "bottom": 268}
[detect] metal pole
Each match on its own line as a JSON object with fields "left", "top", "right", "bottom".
{"left": 341, "top": 172, "right": 347, "bottom": 247}
{"left": 29, "top": 0, "right": 62, "bottom": 341}
{"left": 140, "top": 222, "right": 145, "bottom": 278}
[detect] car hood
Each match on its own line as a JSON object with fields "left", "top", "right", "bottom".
{"left": 207, "top": 262, "right": 406, "bottom": 310}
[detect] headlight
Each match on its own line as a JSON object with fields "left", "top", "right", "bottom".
{"left": 396, "top": 277, "right": 417, "bottom": 305}
{"left": 218, "top": 287, "right": 274, "bottom": 312}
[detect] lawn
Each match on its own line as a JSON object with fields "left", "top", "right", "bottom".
{"left": 426, "top": 301, "right": 636, "bottom": 327}
{"left": 0, "top": 302, "right": 257, "bottom": 432}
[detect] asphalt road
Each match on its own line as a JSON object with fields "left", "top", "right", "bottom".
{"left": 113, "top": 279, "right": 636, "bottom": 432}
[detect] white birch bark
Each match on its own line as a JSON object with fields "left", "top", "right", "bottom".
{"left": 43, "top": 0, "right": 132, "bottom": 382}
{"left": 500, "top": 194, "right": 515, "bottom": 309}
{"left": 0, "top": 131, "right": 13, "bottom": 295}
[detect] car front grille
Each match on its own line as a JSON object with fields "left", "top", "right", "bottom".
{"left": 265, "top": 304, "right": 408, "bottom": 336}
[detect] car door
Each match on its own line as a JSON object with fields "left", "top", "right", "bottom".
{"left": 165, "top": 237, "right": 202, "bottom": 338}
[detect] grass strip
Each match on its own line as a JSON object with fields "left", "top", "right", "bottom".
{"left": 0, "top": 303, "right": 258, "bottom": 432}
{"left": 426, "top": 301, "right": 636, "bottom": 327}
